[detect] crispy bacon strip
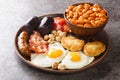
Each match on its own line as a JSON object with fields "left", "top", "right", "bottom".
{"left": 29, "top": 31, "right": 48, "bottom": 54}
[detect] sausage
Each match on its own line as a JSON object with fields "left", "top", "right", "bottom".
{"left": 18, "top": 31, "right": 31, "bottom": 56}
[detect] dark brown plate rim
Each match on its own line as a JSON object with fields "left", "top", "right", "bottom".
{"left": 14, "top": 13, "right": 110, "bottom": 74}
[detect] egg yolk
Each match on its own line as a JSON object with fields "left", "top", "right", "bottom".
{"left": 48, "top": 49, "right": 63, "bottom": 58}
{"left": 69, "top": 52, "right": 81, "bottom": 62}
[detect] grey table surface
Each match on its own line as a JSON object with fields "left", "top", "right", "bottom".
{"left": 0, "top": 0, "right": 120, "bottom": 80}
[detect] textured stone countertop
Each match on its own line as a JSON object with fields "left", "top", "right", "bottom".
{"left": 0, "top": 0, "right": 120, "bottom": 80}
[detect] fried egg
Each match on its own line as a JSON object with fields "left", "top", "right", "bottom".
{"left": 61, "top": 51, "right": 94, "bottom": 69}
{"left": 31, "top": 42, "right": 66, "bottom": 67}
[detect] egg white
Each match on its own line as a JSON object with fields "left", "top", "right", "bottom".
{"left": 61, "top": 51, "right": 94, "bottom": 69}
{"left": 31, "top": 42, "right": 67, "bottom": 67}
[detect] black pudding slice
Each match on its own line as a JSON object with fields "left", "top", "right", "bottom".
{"left": 38, "top": 17, "right": 54, "bottom": 36}
{"left": 23, "top": 16, "right": 40, "bottom": 35}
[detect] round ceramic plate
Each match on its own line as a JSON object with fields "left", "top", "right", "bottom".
{"left": 15, "top": 13, "right": 110, "bottom": 74}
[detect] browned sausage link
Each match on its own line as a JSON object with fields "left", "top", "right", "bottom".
{"left": 18, "top": 31, "right": 30, "bottom": 56}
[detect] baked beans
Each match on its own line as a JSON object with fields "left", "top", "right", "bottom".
{"left": 65, "top": 3, "right": 108, "bottom": 27}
